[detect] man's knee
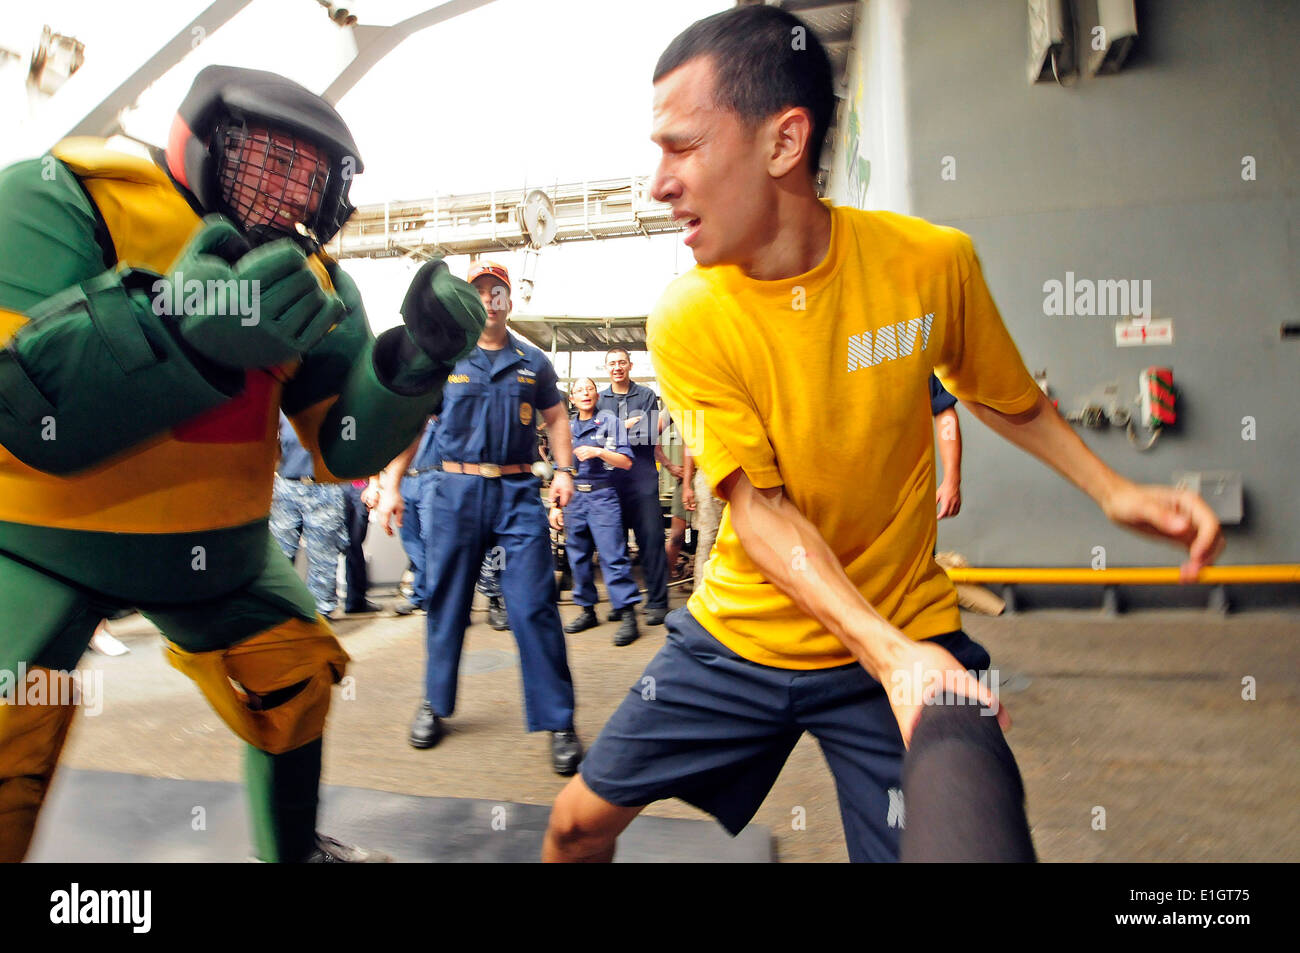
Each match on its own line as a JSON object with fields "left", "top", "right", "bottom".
{"left": 545, "top": 800, "right": 615, "bottom": 860}
{"left": 544, "top": 777, "right": 638, "bottom": 862}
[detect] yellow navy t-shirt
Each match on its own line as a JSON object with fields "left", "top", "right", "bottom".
{"left": 647, "top": 204, "right": 1040, "bottom": 670}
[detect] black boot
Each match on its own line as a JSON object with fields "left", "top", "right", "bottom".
{"left": 488, "top": 595, "right": 509, "bottom": 630}
{"left": 563, "top": 606, "right": 599, "bottom": 634}
{"left": 645, "top": 606, "right": 668, "bottom": 626}
{"left": 551, "top": 730, "right": 583, "bottom": 776}
{"left": 613, "top": 612, "right": 640, "bottom": 647}
{"left": 409, "top": 702, "right": 444, "bottom": 749}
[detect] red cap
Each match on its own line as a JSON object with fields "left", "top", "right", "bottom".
{"left": 468, "top": 261, "right": 510, "bottom": 292}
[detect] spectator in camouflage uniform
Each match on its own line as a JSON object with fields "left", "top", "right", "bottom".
{"left": 271, "top": 412, "right": 347, "bottom": 616}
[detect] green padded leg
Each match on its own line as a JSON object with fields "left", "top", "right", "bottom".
{"left": 245, "top": 738, "right": 322, "bottom": 862}
{"left": 0, "top": 549, "right": 102, "bottom": 679}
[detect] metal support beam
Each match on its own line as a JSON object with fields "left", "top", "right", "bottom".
{"left": 66, "top": 0, "right": 252, "bottom": 139}
{"left": 321, "top": 0, "right": 501, "bottom": 105}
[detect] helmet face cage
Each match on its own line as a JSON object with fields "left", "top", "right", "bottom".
{"left": 213, "top": 120, "right": 333, "bottom": 248}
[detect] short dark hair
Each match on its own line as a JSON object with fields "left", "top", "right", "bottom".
{"left": 654, "top": 5, "right": 835, "bottom": 175}
{"left": 605, "top": 346, "right": 631, "bottom": 362}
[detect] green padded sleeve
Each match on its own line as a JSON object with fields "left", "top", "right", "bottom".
{"left": 0, "top": 156, "right": 243, "bottom": 474}
{"left": 0, "top": 269, "right": 243, "bottom": 474}
{"left": 282, "top": 262, "right": 446, "bottom": 479}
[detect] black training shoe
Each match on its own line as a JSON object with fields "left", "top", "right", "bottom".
{"left": 645, "top": 606, "right": 668, "bottom": 626}
{"left": 606, "top": 606, "right": 625, "bottom": 623}
{"left": 613, "top": 613, "right": 640, "bottom": 647}
{"left": 488, "top": 595, "right": 510, "bottom": 630}
{"left": 306, "top": 833, "right": 392, "bottom": 863}
{"left": 345, "top": 600, "right": 382, "bottom": 615}
{"left": 563, "top": 606, "right": 599, "bottom": 634}
{"left": 409, "top": 702, "right": 444, "bottom": 749}
{"left": 551, "top": 730, "right": 583, "bottom": 776}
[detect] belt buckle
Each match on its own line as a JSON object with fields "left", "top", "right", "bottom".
{"left": 478, "top": 463, "right": 502, "bottom": 478}
{"left": 577, "top": 483, "right": 593, "bottom": 492}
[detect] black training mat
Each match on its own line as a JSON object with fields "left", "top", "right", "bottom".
{"left": 27, "top": 768, "right": 773, "bottom": 863}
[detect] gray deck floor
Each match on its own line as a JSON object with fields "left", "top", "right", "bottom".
{"left": 37, "top": 596, "right": 1300, "bottom": 862}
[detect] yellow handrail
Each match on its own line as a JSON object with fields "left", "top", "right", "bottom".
{"left": 943, "top": 565, "right": 1300, "bottom": 585}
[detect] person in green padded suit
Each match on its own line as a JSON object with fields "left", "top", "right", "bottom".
{"left": 0, "top": 65, "right": 485, "bottom": 862}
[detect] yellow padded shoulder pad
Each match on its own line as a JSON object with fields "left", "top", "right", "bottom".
{"left": 50, "top": 137, "right": 174, "bottom": 187}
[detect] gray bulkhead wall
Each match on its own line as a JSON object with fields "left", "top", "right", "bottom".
{"left": 828, "top": 0, "right": 1297, "bottom": 601}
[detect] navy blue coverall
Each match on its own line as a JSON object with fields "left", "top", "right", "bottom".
{"left": 399, "top": 418, "right": 440, "bottom": 608}
{"left": 422, "top": 335, "right": 575, "bottom": 732}
{"left": 597, "top": 381, "right": 668, "bottom": 612}
{"left": 565, "top": 410, "right": 640, "bottom": 612}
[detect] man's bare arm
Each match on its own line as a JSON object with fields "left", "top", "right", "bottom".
{"left": 721, "top": 471, "right": 911, "bottom": 675}
{"left": 540, "top": 402, "right": 574, "bottom": 507}
{"left": 718, "top": 468, "right": 1004, "bottom": 745}
{"left": 963, "top": 390, "right": 1223, "bottom": 578}
{"left": 374, "top": 431, "right": 422, "bottom": 535}
{"left": 380, "top": 434, "right": 420, "bottom": 491}
{"left": 933, "top": 407, "right": 962, "bottom": 519}
{"left": 681, "top": 452, "right": 697, "bottom": 510}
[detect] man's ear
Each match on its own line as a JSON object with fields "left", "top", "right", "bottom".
{"left": 767, "top": 106, "right": 815, "bottom": 179}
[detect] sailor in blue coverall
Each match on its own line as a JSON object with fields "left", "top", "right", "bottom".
{"left": 553, "top": 377, "right": 641, "bottom": 646}
{"left": 393, "top": 417, "right": 440, "bottom": 615}
{"left": 598, "top": 347, "right": 670, "bottom": 626}
{"left": 382, "top": 416, "right": 511, "bottom": 624}
{"left": 407, "top": 261, "right": 582, "bottom": 776}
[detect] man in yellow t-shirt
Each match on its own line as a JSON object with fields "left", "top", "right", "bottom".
{"left": 543, "top": 6, "right": 1223, "bottom": 863}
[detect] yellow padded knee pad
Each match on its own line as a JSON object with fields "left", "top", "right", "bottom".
{"left": 164, "top": 616, "right": 349, "bottom": 755}
{"left": 0, "top": 675, "right": 77, "bottom": 863}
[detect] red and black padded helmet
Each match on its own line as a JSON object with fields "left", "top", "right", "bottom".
{"left": 165, "top": 65, "right": 363, "bottom": 247}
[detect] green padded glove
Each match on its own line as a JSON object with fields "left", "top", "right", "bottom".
{"left": 172, "top": 216, "right": 345, "bottom": 369}
{"left": 399, "top": 258, "right": 486, "bottom": 368}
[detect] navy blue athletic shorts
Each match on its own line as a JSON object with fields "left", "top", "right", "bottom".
{"left": 580, "top": 607, "right": 992, "bottom": 862}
